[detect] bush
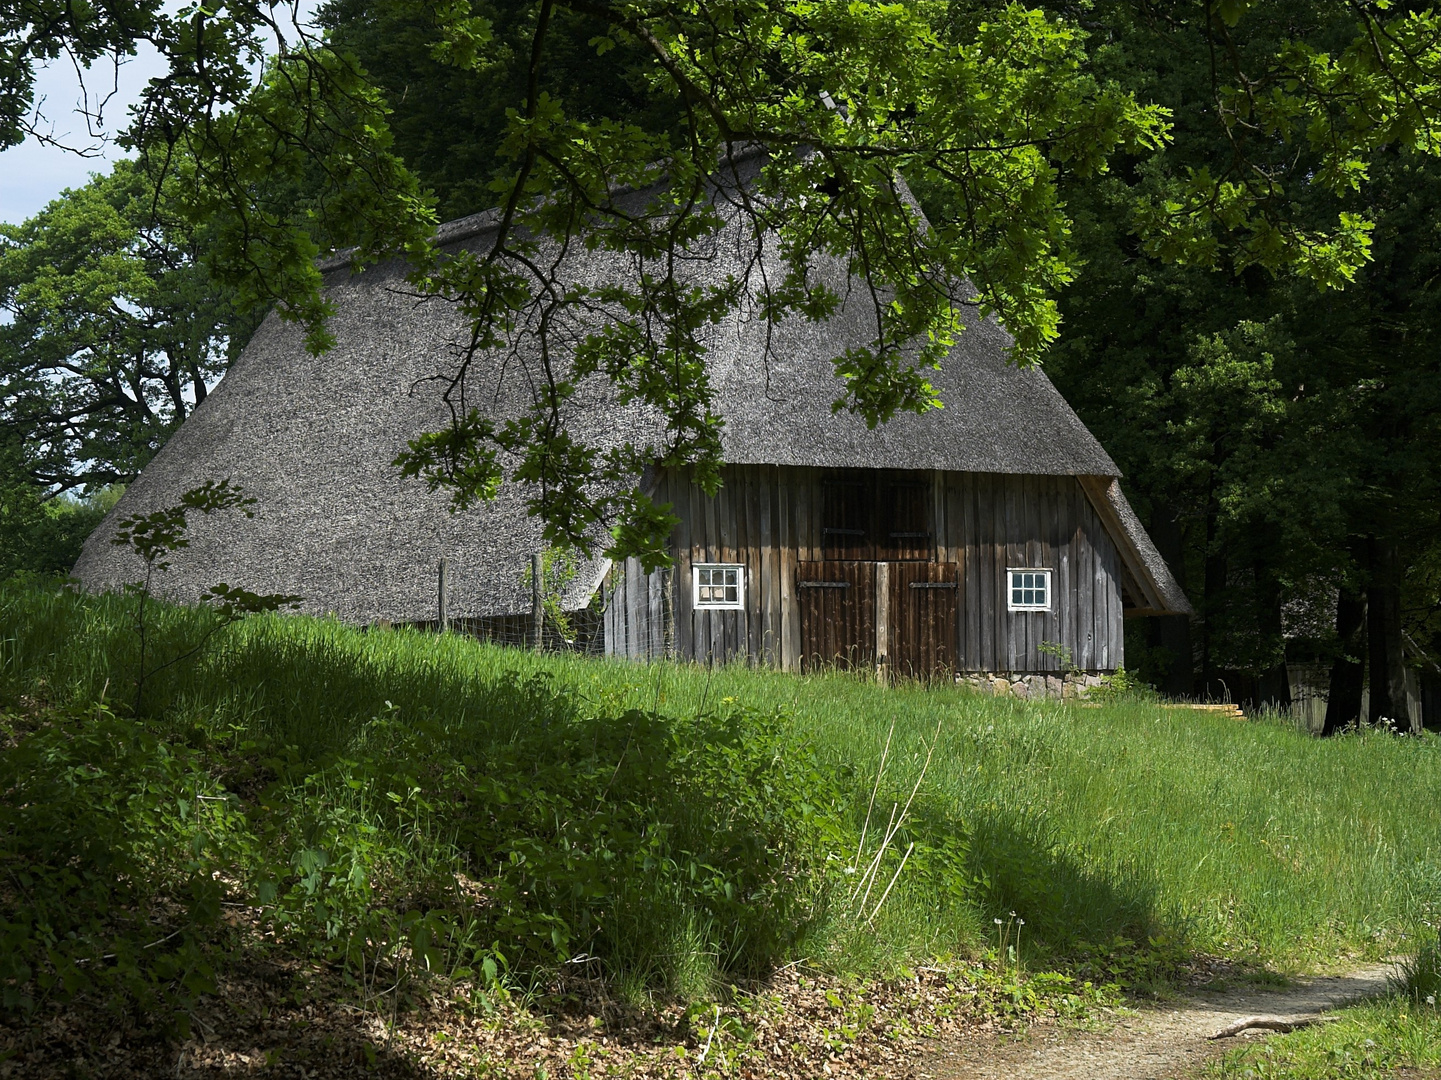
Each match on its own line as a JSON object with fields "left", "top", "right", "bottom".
{"left": 0, "top": 582, "right": 859, "bottom": 1023}
{"left": 243, "top": 689, "right": 848, "bottom": 993}
{"left": 0, "top": 485, "right": 121, "bottom": 580}
{"left": 0, "top": 702, "right": 243, "bottom": 1024}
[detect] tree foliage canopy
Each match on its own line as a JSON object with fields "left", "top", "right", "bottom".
{"left": 1034, "top": 1, "right": 1441, "bottom": 713}
{"left": 5, "top": 2, "right": 1441, "bottom": 693}
{"left": 0, "top": 161, "right": 254, "bottom": 493}
{"left": 9, "top": 1, "right": 1438, "bottom": 551}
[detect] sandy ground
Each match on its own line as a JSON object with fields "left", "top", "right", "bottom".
{"left": 905, "top": 963, "right": 1398, "bottom": 1080}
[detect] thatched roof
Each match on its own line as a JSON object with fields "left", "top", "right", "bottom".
{"left": 73, "top": 156, "right": 1189, "bottom": 623}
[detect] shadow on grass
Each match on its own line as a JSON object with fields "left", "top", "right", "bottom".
{"left": 963, "top": 813, "right": 1181, "bottom": 967}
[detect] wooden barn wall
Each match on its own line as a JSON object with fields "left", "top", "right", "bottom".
{"left": 602, "top": 557, "right": 669, "bottom": 661}
{"left": 945, "top": 471, "right": 1123, "bottom": 673}
{"left": 603, "top": 466, "right": 1125, "bottom": 673}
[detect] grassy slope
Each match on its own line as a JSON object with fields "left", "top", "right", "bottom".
{"left": 5, "top": 580, "right": 1437, "bottom": 981}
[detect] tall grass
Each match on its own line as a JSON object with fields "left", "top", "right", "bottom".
{"left": 3, "top": 578, "right": 1439, "bottom": 984}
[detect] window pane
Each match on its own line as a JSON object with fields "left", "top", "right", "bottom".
{"left": 1009, "top": 570, "right": 1051, "bottom": 609}
{"left": 695, "top": 565, "right": 743, "bottom": 607}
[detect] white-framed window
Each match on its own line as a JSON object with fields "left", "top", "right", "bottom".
{"left": 694, "top": 564, "right": 745, "bottom": 609}
{"left": 1008, "top": 568, "right": 1052, "bottom": 612}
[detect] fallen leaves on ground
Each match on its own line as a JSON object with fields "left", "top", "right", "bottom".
{"left": 0, "top": 951, "right": 1118, "bottom": 1078}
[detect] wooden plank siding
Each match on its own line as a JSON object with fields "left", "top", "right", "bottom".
{"left": 603, "top": 464, "right": 1125, "bottom": 674}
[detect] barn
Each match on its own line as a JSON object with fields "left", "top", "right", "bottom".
{"left": 73, "top": 162, "right": 1190, "bottom": 684}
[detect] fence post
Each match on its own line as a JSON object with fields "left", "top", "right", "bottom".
{"left": 438, "top": 557, "right": 450, "bottom": 632}
{"left": 662, "top": 566, "right": 675, "bottom": 659}
{"left": 531, "top": 551, "right": 544, "bottom": 652}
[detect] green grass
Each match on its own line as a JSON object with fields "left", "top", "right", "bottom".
{"left": 2, "top": 577, "right": 1439, "bottom": 1024}
{"left": 1207, "top": 999, "right": 1441, "bottom": 1078}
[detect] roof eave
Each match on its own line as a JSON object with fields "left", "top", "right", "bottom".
{"left": 1078, "top": 475, "right": 1194, "bottom": 618}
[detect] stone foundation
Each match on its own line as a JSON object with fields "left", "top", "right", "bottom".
{"left": 958, "top": 671, "right": 1108, "bottom": 701}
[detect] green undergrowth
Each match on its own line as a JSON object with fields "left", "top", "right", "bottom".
{"left": 1, "top": 579, "right": 1439, "bottom": 1033}
{"left": 1207, "top": 1002, "right": 1441, "bottom": 1079}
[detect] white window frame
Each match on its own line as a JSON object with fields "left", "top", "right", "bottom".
{"left": 693, "top": 563, "right": 745, "bottom": 610}
{"left": 1007, "top": 568, "right": 1052, "bottom": 612}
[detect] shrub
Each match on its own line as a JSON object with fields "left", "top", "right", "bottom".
{"left": 250, "top": 689, "right": 849, "bottom": 991}
{"left": 0, "top": 613, "right": 857, "bottom": 1023}
{"left": 0, "top": 701, "right": 245, "bottom": 1025}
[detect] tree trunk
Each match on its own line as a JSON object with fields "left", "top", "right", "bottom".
{"left": 1366, "top": 538, "right": 1414, "bottom": 732}
{"left": 1321, "top": 586, "right": 1365, "bottom": 736}
{"left": 1254, "top": 554, "right": 1291, "bottom": 711}
{"left": 1199, "top": 487, "right": 1228, "bottom": 699}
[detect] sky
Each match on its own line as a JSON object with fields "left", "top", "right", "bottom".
{"left": 0, "top": 47, "right": 170, "bottom": 227}
{"left": 0, "top": 1, "right": 320, "bottom": 227}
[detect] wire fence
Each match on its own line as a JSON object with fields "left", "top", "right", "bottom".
{"left": 393, "top": 554, "right": 673, "bottom": 659}
{"left": 406, "top": 610, "right": 613, "bottom": 656}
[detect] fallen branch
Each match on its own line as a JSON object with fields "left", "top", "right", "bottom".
{"left": 1209, "top": 1015, "right": 1337, "bottom": 1039}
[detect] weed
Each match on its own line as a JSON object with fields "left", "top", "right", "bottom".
{"left": 1401, "top": 934, "right": 1441, "bottom": 1008}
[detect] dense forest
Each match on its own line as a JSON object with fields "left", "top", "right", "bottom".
{"left": 2, "top": 0, "right": 1438, "bottom": 723}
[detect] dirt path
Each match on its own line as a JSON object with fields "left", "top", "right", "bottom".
{"left": 909, "top": 963, "right": 1397, "bottom": 1080}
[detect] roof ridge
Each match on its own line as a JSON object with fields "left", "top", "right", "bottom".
{"left": 314, "top": 144, "right": 772, "bottom": 274}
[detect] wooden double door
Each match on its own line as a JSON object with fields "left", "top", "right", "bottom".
{"left": 797, "top": 560, "right": 959, "bottom": 679}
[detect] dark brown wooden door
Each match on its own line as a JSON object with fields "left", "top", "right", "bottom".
{"left": 821, "top": 480, "right": 871, "bottom": 560}
{"left": 879, "top": 482, "right": 933, "bottom": 561}
{"left": 822, "top": 474, "right": 935, "bottom": 562}
{"left": 889, "top": 561, "right": 959, "bottom": 680}
{"left": 797, "top": 560, "right": 875, "bottom": 672}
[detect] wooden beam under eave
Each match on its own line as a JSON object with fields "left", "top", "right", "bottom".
{"left": 1076, "top": 475, "right": 1169, "bottom": 615}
